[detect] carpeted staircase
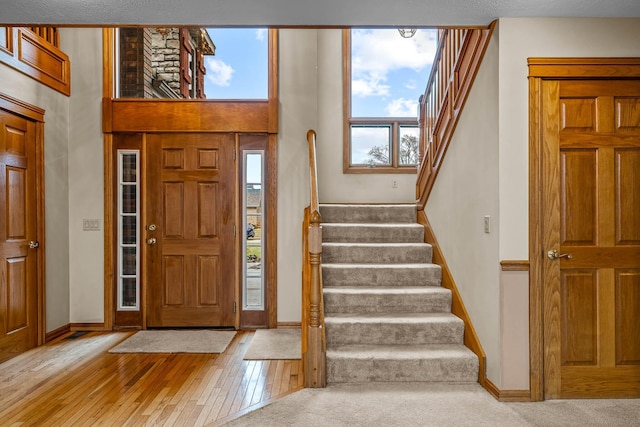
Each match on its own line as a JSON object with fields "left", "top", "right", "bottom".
{"left": 321, "top": 204, "right": 479, "bottom": 383}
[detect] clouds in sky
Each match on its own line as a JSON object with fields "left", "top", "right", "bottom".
{"left": 205, "top": 57, "right": 235, "bottom": 87}
{"left": 351, "top": 29, "right": 437, "bottom": 117}
{"left": 386, "top": 98, "right": 418, "bottom": 117}
{"left": 255, "top": 29, "right": 267, "bottom": 41}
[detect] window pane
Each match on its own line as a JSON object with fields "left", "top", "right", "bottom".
{"left": 121, "top": 278, "right": 137, "bottom": 308}
{"left": 122, "top": 185, "right": 137, "bottom": 214}
{"left": 121, "top": 154, "right": 137, "bottom": 182}
{"left": 351, "top": 29, "right": 437, "bottom": 118}
{"left": 205, "top": 28, "right": 268, "bottom": 99}
{"left": 351, "top": 126, "right": 391, "bottom": 165}
{"left": 122, "top": 215, "right": 137, "bottom": 244}
{"left": 122, "top": 247, "right": 137, "bottom": 276}
{"left": 399, "top": 125, "right": 420, "bottom": 165}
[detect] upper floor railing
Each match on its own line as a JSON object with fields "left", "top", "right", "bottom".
{"left": 417, "top": 24, "right": 495, "bottom": 209}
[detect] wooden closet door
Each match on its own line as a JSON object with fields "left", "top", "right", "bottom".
{"left": 0, "top": 110, "right": 38, "bottom": 363}
{"left": 543, "top": 79, "right": 640, "bottom": 398}
{"left": 146, "top": 133, "right": 235, "bottom": 327}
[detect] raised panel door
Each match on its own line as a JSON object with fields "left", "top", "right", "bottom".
{"left": 146, "top": 133, "right": 235, "bottom": 327}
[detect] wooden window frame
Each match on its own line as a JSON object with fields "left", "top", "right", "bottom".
{"left": 342, "top": 29, "right": 418, "bottom": 174}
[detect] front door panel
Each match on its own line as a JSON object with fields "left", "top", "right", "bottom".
{"left": 146, "top": 133, "right": 235, "bottom": 327}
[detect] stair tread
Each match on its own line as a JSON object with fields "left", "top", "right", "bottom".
{"left": 327, "top": 343, "right": 477, "bottom": 359}
{"left": 322, "top": 223, "right": 424, "bottom": 228}
{"left": 323, "top": 263, "right": 440, "bottom": 268}
{"left": 324, "top": 286, "right": 450, "bottom": 294}
{"left": 323, "top": 242, "right": 431, "bottom": 247}
{"left": 325, "top": 313, "right": 463, "bottom": 323}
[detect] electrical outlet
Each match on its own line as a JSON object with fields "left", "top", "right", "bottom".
{"left": 483, "top": 215, "right": 490, "bottom": 234}
{"left": 392, "top": 180, "right": 398, "bottom": 188}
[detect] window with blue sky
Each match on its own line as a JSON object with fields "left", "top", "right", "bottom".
{"left": 204, "top": 28, "right": 268, "bottom": 99}
{"left": 351, "top": 28, "right": 438, "bottom": 118}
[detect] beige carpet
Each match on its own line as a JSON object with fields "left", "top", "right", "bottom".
{"left": 108, "top": 330, "right": 236, "bottom": 353}
{"left": 243, "top": 329, "right": 301, "bottom": 360}
{"left": 222, "top": 383, "right": 640, "bottom": 426}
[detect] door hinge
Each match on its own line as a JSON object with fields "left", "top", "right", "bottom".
{"left": 233, "top": 149, "right": 236, "bottom": 161}
{"left": 233, "top": 224, "right": 236, "bottom": 237}
{"left": 234, "top": 301, "right": 237, "bottom": 313}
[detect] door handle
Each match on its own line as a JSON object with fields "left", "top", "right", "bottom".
{"left": 547, "top": 249, "right": 572, "bottom": 260}
{"left": 29, "top": 240, "right": 39, "bottom": 249}
{"left": 146, "top": 237, "right": 157, "bottom": 246}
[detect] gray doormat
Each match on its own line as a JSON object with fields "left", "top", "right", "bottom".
{"left": 243, "top": 329, "right": 301, "bottom": 360}
{"left": 108, "top": 330, "right": 236, "bottom": 353}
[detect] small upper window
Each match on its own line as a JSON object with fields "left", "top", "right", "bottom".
{"left": 344, "top": 28, "right": 437, "bottom": 172}
{"left": 116, "top": 27, "right": 268, "bottom": 100}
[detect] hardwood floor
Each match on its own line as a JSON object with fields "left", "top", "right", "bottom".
{"left": 0, "top": 330, "right": 303, "bottom": 426}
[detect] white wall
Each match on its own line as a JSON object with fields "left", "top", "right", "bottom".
{"left": 0, "top": 53, "right": 71, "bottom": 332}
{"left": 64, "top": 28, "right": 105, "bottom": 324}
{"left": 316, "top": 29, "right": 416, "bottom": 203}
{"left": 276, "top": 29, "right": 317, "bottom": 322}
{"left": 426, "top": 29, "right": 501, "bottom": 385}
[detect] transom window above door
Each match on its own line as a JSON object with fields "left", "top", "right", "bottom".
{"left": 116, "top": 27, "right": 268, "bottom": 100}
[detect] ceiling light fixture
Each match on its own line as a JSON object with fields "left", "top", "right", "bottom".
{"left": 398, "top": 28, "right": 417, "bottom": 38}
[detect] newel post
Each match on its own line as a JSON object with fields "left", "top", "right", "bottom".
{"left": 306, "top": 209, "right": 326, "bottom": 387}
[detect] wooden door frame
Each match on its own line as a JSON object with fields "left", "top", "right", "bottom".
{"left": 0, "top": 92, "right": 46, "bottom": 345}
{"left": 528, "top": 57, "right": 640, "bottom": 401}
{"left": 102, "top": 28, "right": 279, "bottom": 330}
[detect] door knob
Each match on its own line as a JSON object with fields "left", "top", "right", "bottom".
{"left": 547, "top": 249, "right": 572, "bottom": 260}
{"left": 146, "top": 237, "right": 157, "bottom": 246}
{"left": 147, "top": 224, "right": 157, "bottom": 231}
{"left": 29, "top": 241, "right": 39, "bottom": 249}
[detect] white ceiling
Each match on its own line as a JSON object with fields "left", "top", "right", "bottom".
{"left": 2, "top": 0, "right": 640, "bottom": 26}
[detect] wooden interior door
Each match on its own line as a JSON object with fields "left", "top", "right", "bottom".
{"left": 146, "top": 133, "right": 235, "bottom": 327}
{"left": 543, "top": 79, "right": 640, "bottom": 398}
{"left": 0, "top": 109, "right": 38, "bottom": 363}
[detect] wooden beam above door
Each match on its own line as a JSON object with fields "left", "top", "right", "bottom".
{"left": 103, "top": 99, "right": 272, "bottom": 133}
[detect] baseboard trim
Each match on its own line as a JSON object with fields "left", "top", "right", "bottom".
{"left": 482, "top": 377, "right": 531, "bottom": 402}
{"left": 70, "top": 322, "right": 107, "bottom": 331}
{"left": 277, "top": 322, "right": 301, "bottom": 329}
{"left": 45, "top": 323, "right": 71, "bottom": 343}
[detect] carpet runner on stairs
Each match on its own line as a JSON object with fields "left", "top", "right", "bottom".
{"left": 321, "top": 204, "right": 479, "bottom": 383}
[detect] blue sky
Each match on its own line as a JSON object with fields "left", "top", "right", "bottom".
{"left": 351, "top": 28, "right": 438, "bottom": 118}
{"left": 204, "top": 28, "right": 268, "bottom": 99}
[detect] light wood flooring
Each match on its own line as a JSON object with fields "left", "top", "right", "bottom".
{"left": 0, "top": 330, "right": 303, "bottom": 426}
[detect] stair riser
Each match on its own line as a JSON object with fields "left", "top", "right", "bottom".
{"left": 322, "top": 225, "right": 424, "bottom": 243}
{"left": 320, "top": 205, "right": 416, "bottom": 224}
{"left": 326, "top": 358, "right": 479, "bottom": 383}
{"left": 322, "top": 265, "right": 442, "bottom": 287}
{"left": 325, "top": 320, "right": 464, "bottom": 345}
{"left": 324, "top": 292, "right": 451, "bottom": 314}
{"left": 323, "top": 245, "right": 432, "bottom": 264}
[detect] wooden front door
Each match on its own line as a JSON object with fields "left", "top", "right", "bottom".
{"left": 542, "top": 79, "right": 640, "bottom": 398}
{"left": 0, "top": 109, "right": 38, "bottom": 363}
{"left": 146, "top": 133, "right": 235, "bottom": 327}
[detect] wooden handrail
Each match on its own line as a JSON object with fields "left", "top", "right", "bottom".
{"left": 416, "top": 23, "right": 495, "bottom": 209}
{"left": 301, "top": 129, "right": 326, "bottom": 388}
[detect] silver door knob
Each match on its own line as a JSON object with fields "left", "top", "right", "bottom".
{"left": 29, "top": 241, "right": 39, "bottom": 249}
{"left": 547, "top": 249, "right": 572, "bottom": 260}
{"left": 146, "top": 237, "right": 157, "bottom": 246}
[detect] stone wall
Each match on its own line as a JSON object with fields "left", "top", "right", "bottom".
{"left": 150, "top": 28, "right": 182, "bottom": 95}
